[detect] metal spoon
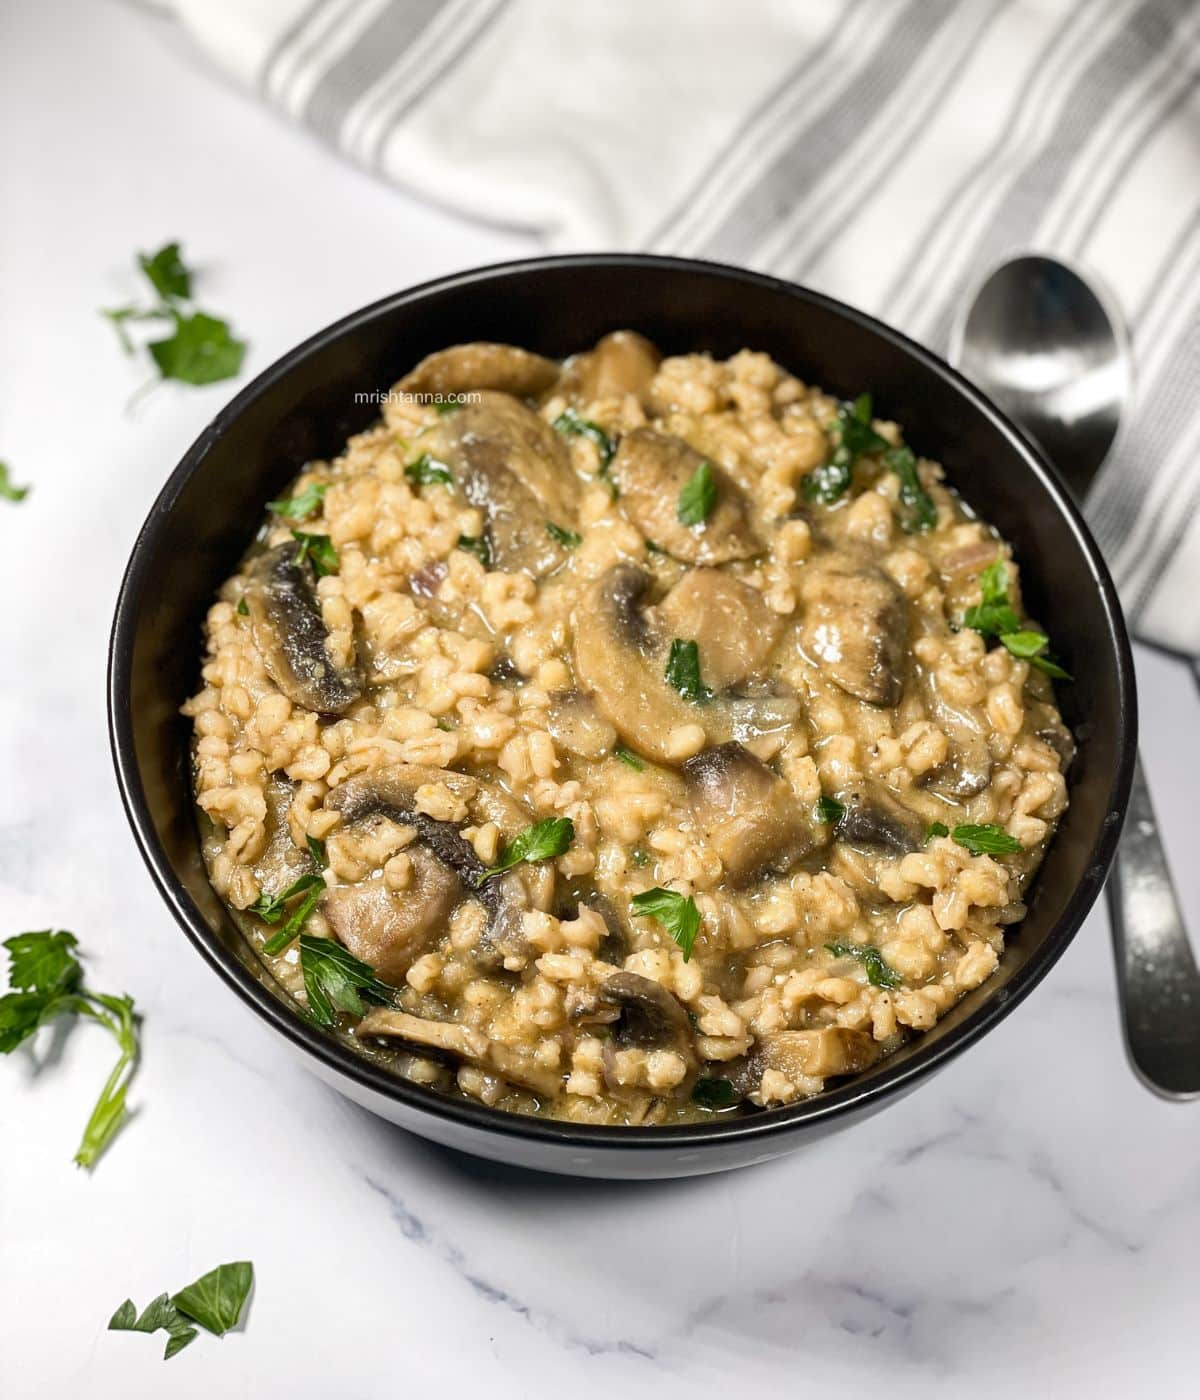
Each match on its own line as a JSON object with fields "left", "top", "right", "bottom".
{"left": 952, "top": 253, "right": 1200, "bottom": 1100}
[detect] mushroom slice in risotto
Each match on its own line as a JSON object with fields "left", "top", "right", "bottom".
{"left": 421, "top": 391, "right": 578, "bottom": 578}
{"left": 798, "top": 565, "right": 907, "bottom": 707}
{"left": 755, "top": 1027, "right": 880, "bottom": 1082}
{"left": 659, "top": 568, "right": 783, "bottom": 690}
{"left": 683, "top": 743, "right": 819, "bottom": 884}
{"left": 560, "top": 330, "right": 661, "bottom": 405}
{"left": 321, "top": 764, "right": 554, "bottom": 983}
{"left": 398, "top": 342, "right": 560, "bottom": 400}
{"left": 597, "top": 971, "right": 699, "bottom": 1098}
{"left": 243, "top": 542, "right": 364, "bottom": 715}
{"left": 611, "top": 429, "right": 761, "bottom": 563}
{"left": 834, "top": 782, "right": 925, "bottom": 855}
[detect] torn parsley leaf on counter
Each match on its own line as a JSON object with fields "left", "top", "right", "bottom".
{"left": 0, "top": 930, "right": 139, "bottom": 1168}
{"left": 631, "top": 887, "right": 702, "bottom": 961}
{"left": 964, "top": 559, "right": 1071, "bottom": 679}
{"left": 109, "top": 1261, "right": 254, "bottom": 1361}
{"left": 950, "top": 823, "right": 1022, "bottom": 856}
{"left": 291, "top": 530, "right": 339, "bottom": 578}
{"left": 552, "top": 407, "right": 616, "bottom": 469}
{"left": 478, "top": 817, "right": 575, "bottom": 885}
{"left": 677, "top": 459, "right": 716, "bottom": 525}
{"left": 665, "top": 638, "right": 712, "bottom": 704}
{"left": 0, "top": 461, "right": 30, "bottom": 503}
{"left": 300, "top": 935, "right": 395, "bottom": 1028}
{"left": 824, "top": 940, "right": 903, "bottom": 989}
{"left": 102, "top": 241, "right": 247, "bottom": 386}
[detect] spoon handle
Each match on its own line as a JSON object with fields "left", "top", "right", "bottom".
{"left": 1107, "top": 752, "right": 1200, "bottom": 1099}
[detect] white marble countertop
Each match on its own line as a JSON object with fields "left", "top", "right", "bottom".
{"left": 2, "top": 3, "right": 1198, "bottom": 1396}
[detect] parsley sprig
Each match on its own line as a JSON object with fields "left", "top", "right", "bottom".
{"left": 949, "top": 823, "right": 1022, "bottom": 856}
{"left": 405, "top": 453, "right": 454, "bottom": 487}
{"left": 631, "top": 887, "right": 701, "bottom": 961}
{"left": 825, "top": 940, "right": 903, "bottom": 989}
{"left": 546, "top": 521, "right": 582, "bottom": 549}
{"left": 257, "top": 838, "right": 328, "bottom": 956}
{"left": 0, "top": 461, "right": 30, "bottom": 503}
{"left": 887, "top": 445, "right": 937, "bottom": 532}
{"left": 457, "top": 534, "right": 492, "bottom": 567}
{"left": 804, "top": 393, "right": 887, "bottom": 503}
{"left": 109, "top": 1261, "right": 254, "bottom": 1361}
{"left": 964, "top": 560, "right": 1070, "bottom": 678}
{"left": 677, "top": 460, "right": 717, "bottom": 525}
{"left": 291, "top": 530, "right": 339, "bottom": 578}
{"left": 299, "top": 936, "right": 396, "bottom": 1028}
{"left": 552, "top": 408, "right": 616, "bottom": 469}
{"left": 477, "top": 817, "right": 575, "bottom": 885}
{"left": 268, "top": 481, "right": 327, "bottom": 520}
{"left": 664, "top": 638, "right": 712, "bottom": 704}
{"left": 103, "top": 241, "right": 247, "bottom": 386}
{"left": 0, "top": 930, "right": 139, "bottom": 1168}
{"left": 814, "top": 795, "right": 845, "bottom": 825}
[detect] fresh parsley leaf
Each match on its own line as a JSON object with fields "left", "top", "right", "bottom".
{"left": 291, "top": 530, "right": 339, "bottom": 578}
{"left": 247, "top": 872, "right": 324, "bottom": 925}
{"left": 804, "top": 393, "right": 888, "bottom": 504}
{"left": 109, "top": 1292, "right": 198, "bottom": 1360}
{"left": 552, "top": 408, "right": 615, "bottom": 469}
{"left": 951, "top": 823, "right": 1022, "bottom": 856}
{"left": 814, "top": 795, "right": 845, "bottom": 825}
{"left": 630, "top": 887, "right": 701, "bottom": 961}
{"left": 0, "top": 461, "right": 30, "bottom": 503}
{"left": 102, "top": 306, "right": 166, "bottom": 355}
{"left": 478, "top": 818, "right": 575, "bottom": 885}
{"left": 138, "top": 242, "right": 191, "bottom": 302}
{"left": 963, "top": 559, "right": 1071, "bottom": 679}
{"left": 1028, "top": 653, "right": 1073, "bottom": 680}
{"left": 306, "top": 835, "right": 328, "bottom": 870}
{"left": 0, "top": 931, "right": 139, "bottom": 1168}
{"left": 261, "top": 882, "right": 324, "bottom": 957}
{"left": 545, "top": 521, "right": 582, "bottom": 549}
{"left": 300, "top": 935, "right": 395, "bottom": 1028}
{"left": 886, "top": 445, "right": 937, "bottom": 532}
{"left": 677, "top": 460, "right": 717, "bottom": 526}
{"left": 267, "top": 481, "right": 327, "bottom": 520}
{"left": 692, "top": 1077, "right": 739, "bottom": 1109}
{"left": 149, "top": 311, "right": 246, "bottom": 386}
{"left": 613, "top": 743, "right": 645, "bottom": 771}
{"left": 457, "top": 534, "right": 492, "bottom": 568}
{"left": 925, "top": 821, "right": 950, "bottom": 842}
{"left": 997, "top": 628, "right": 1050, "bottom": 657}
{"left": 664, "top": 638, "right": 712, "bottom": 704}
{"left": 405, "top": 452, "right": 453, "bottom": 486}
{"left": 172, "top": 1260, "right": 254, "bottom": 1336}
{"left": 825, "top": 940, "right": 903, "bottom": 989}
{"left": 236, "top": 597, "right": 249, "bottom": 617}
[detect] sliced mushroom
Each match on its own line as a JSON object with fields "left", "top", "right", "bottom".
{"left": 834, "top": 783, "right": 925, "bottom": 855}
{"left": 397, "top": 342, "right": 560, "bottom": 400}
{"left": 320, "top": 764, "right": 553, "bottom": 981}
{"left": 572, "top": 565, "right": 734, "bottom": 763}
{"left": 421, "top": 391, "right": 577, "bottom": 577}
{"left": 251, "top": 776, "right": 308, "bottom": 897}
{"left": 683, "top": 743, "right": 817, "bottom": 884}
{"left": 355, "top": 1007, "right": 562, "bottom": 1097}
{"left": 561, "top": 330, "right": 660, "bottom": 405}
{"left": 597, "top": 971, "right": 699, "bottom": 1097}
{"left": 659, "top": 570, "right": 782, "bottom": 690}
{"left": 798, "top": 566, "right": 907, "bottom": 706}
{"left": 755, "top": 1027, "right": 880, "bottom": 1080}
{"left": 546, "top": 692, "right": 617, "bottom": 760}
{"left": 611, "top": 429, "right": 761, "bottom": 563}
{"left": 919, "top": 681, "right": 992, "bottom": 799}
{"left": 244, "top": 543, "right": 364, "bottom": 715}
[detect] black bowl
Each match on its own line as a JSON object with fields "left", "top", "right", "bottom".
{"left": 108, "top": 254, "right": 1136, "bottom": 1178}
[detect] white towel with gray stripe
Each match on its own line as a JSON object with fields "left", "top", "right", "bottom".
{"left": 161, "top": 0, "right": 1200, "bottom": 654}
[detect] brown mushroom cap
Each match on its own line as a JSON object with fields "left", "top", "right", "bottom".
{"left": 659, "top": 569, "right": 782, "bottom": 690}
{"left": 420, "top": 392, "right": 578, "bottom": 578}
{"left": 683, "top": 742, "right": 819, "bottom": 884}
{"left": 560, "top": 330, "right": 661, "bottom": 405}
{"left": 397, "top": 342, "right": 560, "bottom": 400}
{"left": 833, "top": 781, "right": 926, "bottom": 855}
{"left": 611, "top": 429, "right": 761, "bottom": 564}
{"left": 244, "top": 543, "right": 364, "bottom": 715}
{"left": 798, "top": 565, "right": 907, "bottom": 706}
{"left": 597, "top": 971, "right": 699, "bottom": 1097}
{"left": 756, "top": 1027, "right": 880, "bottom": 1081}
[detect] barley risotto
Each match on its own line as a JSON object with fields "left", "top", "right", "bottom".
{"left": 184, "top": 333, "right": 1073, "bottom": 1125}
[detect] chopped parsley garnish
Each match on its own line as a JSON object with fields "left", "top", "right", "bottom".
{"left": 306, "top": 834, "right": 328, "bottom": 869}
{"left": 433, "top": 396, "right": 464, "bottom": 415}
{"left": 0, "top": 461, "right": 30, "bottom": 503}
{"left": 613, "top": 742, "right": 645, "bottom": 770}
{"left": 825, "top": 940, "right": 903, "bottom": 989}
{"left": 478, "top": 817, "right": 575, "bottom": 885}
{"left": 631, "top": 887, "right": 701, "bottom": 961}
{"left": 0, "top": 930, "right": 139, "bottom": 1169}
{"left": 405, "top": 453, "right": 454, "bottom": 486}
{"left": 261, "top": 883, "right": 324, "bottom": 957}
{"left": 925, "top": 821, "right": 950, "bottom": 842}
{"left": 248, "top": 872, "right": 324, "bottom": 926}
{"left": 109, "top": 1260, "right": 254, "bottom": 1361}
{"left": 692, "top": 1077, "right": 739, "bottom": 1109}
{"left": 236, "top": 597, "right": 249, "bottom": 616}
{"left": 103, "top": 242, "right": 246, "bottom": 386}
{"left": 664, "top": 638, "right": 712, "bottom": 704}
{"left": 677, "top": 460, "right": 717, "bottom": 526}
{"left": 255, "top": 840, "right": 329, "bottom": 954}
{"left": 815, "top": 795, "right": 845, "bottom": 825}
{"left": 552, "top": 408, "right": 615, "bottom": 469}
{"left": 964, "top": 560, "right": 1071, "bottom": 679}
{"left": 546, "top": 521, "right": 582, "bottom": 549}
{"left": 291, "top": 530, "right": 339, "bottom": 578}
{"left": 950, "top": 823, "right": 1022, "bottom": 856}
{"left": 267, "top": 481, "right": 327, "bottom": 520}
{"left": 887, "top": 445, "right": 937, "bottom": 532}
{"left": 803, "top": 393, "right": 888, "bottom": 503}
{"left": 300, "top": 935, "right": 396, "bottom": 1028}
{"left": 457, "top": 534, "right": 492, "bottom": 568}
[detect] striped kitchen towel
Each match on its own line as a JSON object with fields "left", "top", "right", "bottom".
{"left": 159, "top": 0, "right": 1200, "bottom": 654}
